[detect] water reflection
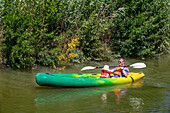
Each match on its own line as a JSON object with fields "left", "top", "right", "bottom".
{"left": 35, "top": 80, "right": 144, "bottom": 107}
{"left": 100, "top": 80, "right": 144, "bottom": 112}
{"left": 101, "top": 88, "right": 128, "bottom": 104}
{"left": 129, "top": 96, "right": 144, "bottom": 110}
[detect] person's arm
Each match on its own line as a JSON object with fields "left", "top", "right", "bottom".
{"left": 110, "top": 68, "right": 116, "bottom": 73}
{"left": 122, "top": 70, "right": 128, "bottom": 77}
{"left": 122, "top": 67, "right": 129, "bottom": 77}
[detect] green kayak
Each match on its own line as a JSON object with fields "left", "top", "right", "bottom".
{"left": 35, "top": 72, "right": 145, "bottom": 87}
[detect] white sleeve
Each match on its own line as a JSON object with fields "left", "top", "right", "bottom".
{"left": 110, "top": 68, "right": 115, "bottom": 72}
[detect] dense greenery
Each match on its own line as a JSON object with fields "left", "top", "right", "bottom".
{"left": 0, "top": 0, "right": 169, "bottom": 68}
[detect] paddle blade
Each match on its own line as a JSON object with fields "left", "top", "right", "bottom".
{"left": 130, "top": 63, "right": 146, "bottom": 68}
{"left": 81, "top": 66, "right": 96, "bottom": 71}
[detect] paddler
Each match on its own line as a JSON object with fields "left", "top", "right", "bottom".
{"left": 110, "top": 58, "right": 129, "bottom": 78}
{"left": 100, "top": 65, "right": 111, "bottom": 78}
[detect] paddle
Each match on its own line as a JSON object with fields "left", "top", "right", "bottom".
{"left": 81, "top": 63, "right": 146, "bottom": 71}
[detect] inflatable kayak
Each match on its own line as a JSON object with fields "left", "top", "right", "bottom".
{"left": 35, "top": 72, "right": 145, "bottom": 87}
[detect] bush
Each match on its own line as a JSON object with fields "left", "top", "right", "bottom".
{"left": 0, "top": 0, "right": 169, "bottom": 68}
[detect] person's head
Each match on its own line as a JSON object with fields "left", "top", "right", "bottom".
{"left": 118, "top": 58, "right": 125, "bottom": 66}
{"left": 102, "top": 65, "right": 110, "bottom": 71}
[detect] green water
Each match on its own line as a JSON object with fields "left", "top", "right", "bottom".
{"left": 0, "top": 55, "right": 169, "bottom": 113}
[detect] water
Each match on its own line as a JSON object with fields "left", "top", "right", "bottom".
{"left": 0, "top": 55, "right": 169, "bottom": 113}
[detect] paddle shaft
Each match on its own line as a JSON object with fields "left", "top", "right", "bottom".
{"left": 81, "top": 63, "right": 146, "bottom": 71}
{"left": 96, "top": 65, "right": 130, "bottom": 68}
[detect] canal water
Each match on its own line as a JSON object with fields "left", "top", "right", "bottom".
{"left": 0, "top": 55, "right": 169, "bottom": 113}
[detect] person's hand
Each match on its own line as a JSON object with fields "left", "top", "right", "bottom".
{"left": 120, "top": 67, "right": 124, "bottom": 70}
{"left": 120, "top": 67, "right": 124, "bottom": 69}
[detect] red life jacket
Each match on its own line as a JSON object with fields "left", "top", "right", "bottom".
{"left": 113, "top": 67, "right": 122, "bottom": 76}
{"left": 100, "top": 70, "right": 111, "bottom": 78}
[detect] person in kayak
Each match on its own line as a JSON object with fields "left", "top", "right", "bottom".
{"left": 100, "top": 65, "right": 111, "bottom": 78}
{"left": 110, "top": 58, "right": 129, "bottom": 78}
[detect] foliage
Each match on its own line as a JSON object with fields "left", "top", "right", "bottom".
{"left": 0, "top": 0, "right": 169, "bottom": 68}
{"left": 56, "top": 36, "right": 79, "bottom": 64}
